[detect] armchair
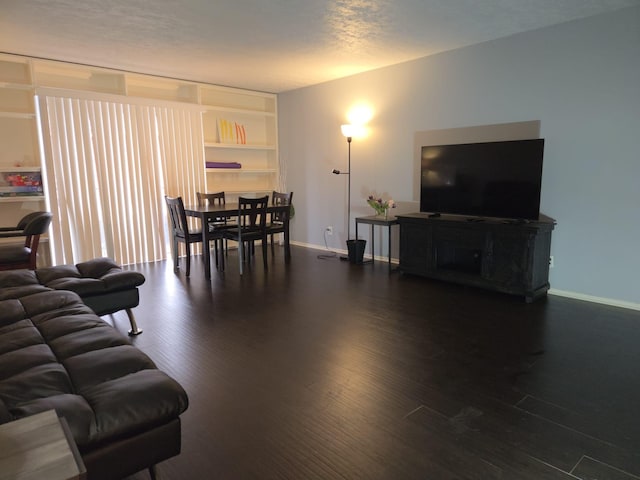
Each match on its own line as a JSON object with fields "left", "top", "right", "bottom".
{"left": 0, "top": 211, "right": 52, "bottom": 270}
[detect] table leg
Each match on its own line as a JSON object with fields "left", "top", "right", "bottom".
{"left": 202, "top": 222, "right": 211, "bottom": 280}
{"left": 284, "top": 222, "right": 291, "bottom": 260}
{"left": 370, "top": 224, "right": 374, "bottom": 262}
{"left": 388, "top": 224, "right": 392, "bottom": 270}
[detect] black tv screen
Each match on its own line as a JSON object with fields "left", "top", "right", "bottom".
{"left": 420, "top": 139, "right": 544, "bottom": 220}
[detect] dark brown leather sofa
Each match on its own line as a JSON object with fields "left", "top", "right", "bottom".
{"left": 0, "top": 269, "right": 189, "bottom": 479}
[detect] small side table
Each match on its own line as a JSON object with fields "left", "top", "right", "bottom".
{"left": 355, "top": 215, "right": 399, "bottom": 270}
{"left": 0, "top": 409, "right": 86, "bottom": 480}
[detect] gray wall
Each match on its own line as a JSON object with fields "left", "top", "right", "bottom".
{"left": 278, "top": 7, "right": 640, "bottom": 307}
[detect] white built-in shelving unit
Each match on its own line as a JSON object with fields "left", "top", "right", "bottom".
{"left": 0, "top": 55, "right": 43, "bottom": 231}
{"left": 200, "top": 86, "right": 278, "bottom": 200}
{"left": 0, "top": 52, "right": 279, "bottom": 234}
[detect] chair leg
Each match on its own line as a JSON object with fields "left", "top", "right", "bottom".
{"left": 238, "top": 239, "right": 244, "bottom": 275}
{"left": 185, "top": 242, "right": 191, "bottom": 277}
{"left": 149, "top": 464, "right": 157, "bottom": 480}
{"left": 172, "top": 239, "right": 179, "bottom": 272}
{"left": 270, "top": 234, "right": 275, "bottom": 254}
{"left": 126, "top": 308, "right": 143, "bottom": 336}
{"left": 284, "top": 228, "right": 291, "bottom": 260}
{"left": 262, "top": 237, "right": 268, "bottom": 270}
{"left": 220, "top": 239, "right": 225, "bottom": 271}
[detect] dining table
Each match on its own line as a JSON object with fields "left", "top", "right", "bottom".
{"left": 184, "top": 202, "right": 291, "bottom": 279}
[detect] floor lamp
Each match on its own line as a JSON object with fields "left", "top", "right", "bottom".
{"left": 333, "top": 124, "right": 356, "bottom": 259}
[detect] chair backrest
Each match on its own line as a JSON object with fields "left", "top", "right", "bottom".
{"left": 165, "top": 196, "right": 190, "bottom": 239}
{"left": 271, "top": 191, "right": 293, "bottom": 224}
{"left": 19, "top": 211, "right": 48, "bottom": 231}
{"left": 21, "top": 212, "right": 52, "bottom": 269}
{"left": 238, "top": 196, "right": 268, "bottom": 231}
{"left": 23, "top": 212, "right": 52, "bottom": 236}
{"left": 197, "top": 191, "right": 227, "bottom": 224}
{"left": 196, "top": 191, "right": 225, "bottom": 207}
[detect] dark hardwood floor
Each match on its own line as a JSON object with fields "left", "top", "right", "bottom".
{"left": 111, "top": 246, "right": 640, "bottom": 480}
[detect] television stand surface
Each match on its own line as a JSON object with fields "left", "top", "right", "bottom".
{"left": 396, "top": 213, "right": 555, "bottom": 302}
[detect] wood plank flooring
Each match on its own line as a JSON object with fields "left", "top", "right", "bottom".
{"left": 110, "top": 246, "right": 640, "bottom": 480}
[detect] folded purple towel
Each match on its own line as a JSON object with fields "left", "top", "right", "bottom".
{"left": 206, "top": 162, "right": 242, "bottom": 169}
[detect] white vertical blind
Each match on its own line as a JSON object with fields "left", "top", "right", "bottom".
{"left": 37, "top": 92, "right": 205, "bottom": 265}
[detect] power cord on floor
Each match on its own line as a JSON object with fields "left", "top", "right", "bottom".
{"left": 317, "top": 229, "right": 339, "bottom": 260}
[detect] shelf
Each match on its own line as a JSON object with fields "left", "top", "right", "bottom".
{"left": 126, "top": 75, "right": 198, "bottom": 103}
{"left": 202, "top": 105, "right": 275, "bottom": 117}
{"left": 34, "top": 62, "right": 126, "bottom": 95}
{"left": 0, "top": 82, "right": 33, "bottom": 90}
{"left": 0, "top": 196, "right": 45, "bottom": 203}
{"left": 0, "top": 166, "right": 41, "bottom": 172}
{"left": 0, "top": 116, "right": 39, "bottom": 168}
{"left": 0, "top": 55, "right": 32, "bottom": 85}
{"left": 0, "top": 111, "right": 36, "bottom": 119}
{"left": 204, "top": 142, "right": 275, "bottom": 150}
{"left": 206, "top": 168, "right": 276, "bottom": 174}
{"left": 0, "top": 87, "right": 35, "bottom": 115}
{"left": 200, "top": 86, "right": 276, "bottom": 114}
{"left": 222, "top": 189, "right": 273, "bottom": 195}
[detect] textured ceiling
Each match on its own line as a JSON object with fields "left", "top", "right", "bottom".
{"left": 1, "top": 0, "right": 638, "bottom": 93}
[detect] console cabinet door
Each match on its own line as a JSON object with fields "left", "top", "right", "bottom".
{"left": 433, "top": 226, "right": 488, "bottom": 278}
{"left": 486, "top": 230, "right": 531, "bottom": 291}
{"left": 399, "top": 221, "right": 432, "bottom": 273}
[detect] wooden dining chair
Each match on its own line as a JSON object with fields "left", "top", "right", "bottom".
{"left": 196, "top": 191, "right": 234, "bottom": 261}
{"left": 266, "top": 191, "right": 293, "bottom": 259}
{"left": 221, "top": 196, "right": 269, "bottom": 275}
{"left": 196, "top": 191, "right": 228, "bottom": 227}
{"left": 0, "top": 211, "right": 52, "bottom": 270}
{"left": 165, "top": 195, "right": 203, "bottom": 277}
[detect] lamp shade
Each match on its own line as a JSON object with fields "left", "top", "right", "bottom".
{"left": 341, "top": 124, "right": 365, "bottom": 139}
{"left": 341, "top": 124, "right": 356, "bottom": 138}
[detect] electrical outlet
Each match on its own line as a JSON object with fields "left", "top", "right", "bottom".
{"left": 325, "top": 226, "right": 333, "bottom": 235}
{"left": 549, "top": 256, "right": 554, "bottom": 268}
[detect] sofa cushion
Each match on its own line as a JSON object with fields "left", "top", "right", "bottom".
{"left": 34, "top": 264, "right": 82, "bottom": 284}
{"left": 0, "top": 289, "right": 188, "bottom": 450}
{"left": 11, "top": 393, "right": 95, "bottom": 444}
{"left": 0, "top": 270, "right": 49, "bottom": 301}
{"left": 0, "top": 269, "right": 39, "bottom": 288}
{"left": 36, "top": 257, "right": 145, "bottom": 298}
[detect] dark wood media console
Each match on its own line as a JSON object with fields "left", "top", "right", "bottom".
{"left": 397, "top": 213, "right": 555, "bottom": 302}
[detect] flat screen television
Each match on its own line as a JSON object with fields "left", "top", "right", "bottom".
{"left": 420, "top": 138, "right": 544, "bottom": 221}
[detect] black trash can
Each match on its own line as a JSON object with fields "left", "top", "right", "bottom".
{"left": 346, "top": 239, "right": 366, "bottom": 265}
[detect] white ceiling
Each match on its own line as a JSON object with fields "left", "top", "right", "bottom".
{"left": 1, "top": 0, "right": 638, "bottom": 93}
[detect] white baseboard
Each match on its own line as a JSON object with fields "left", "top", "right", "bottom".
{"left": 291, "top": 240, "right": 345, "bottom": 255}
{"left": 290, "top": 240, "right": 399, "bottom": 263}
{"left": 548, "top": 289, "right": 640, "bottom": 312}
